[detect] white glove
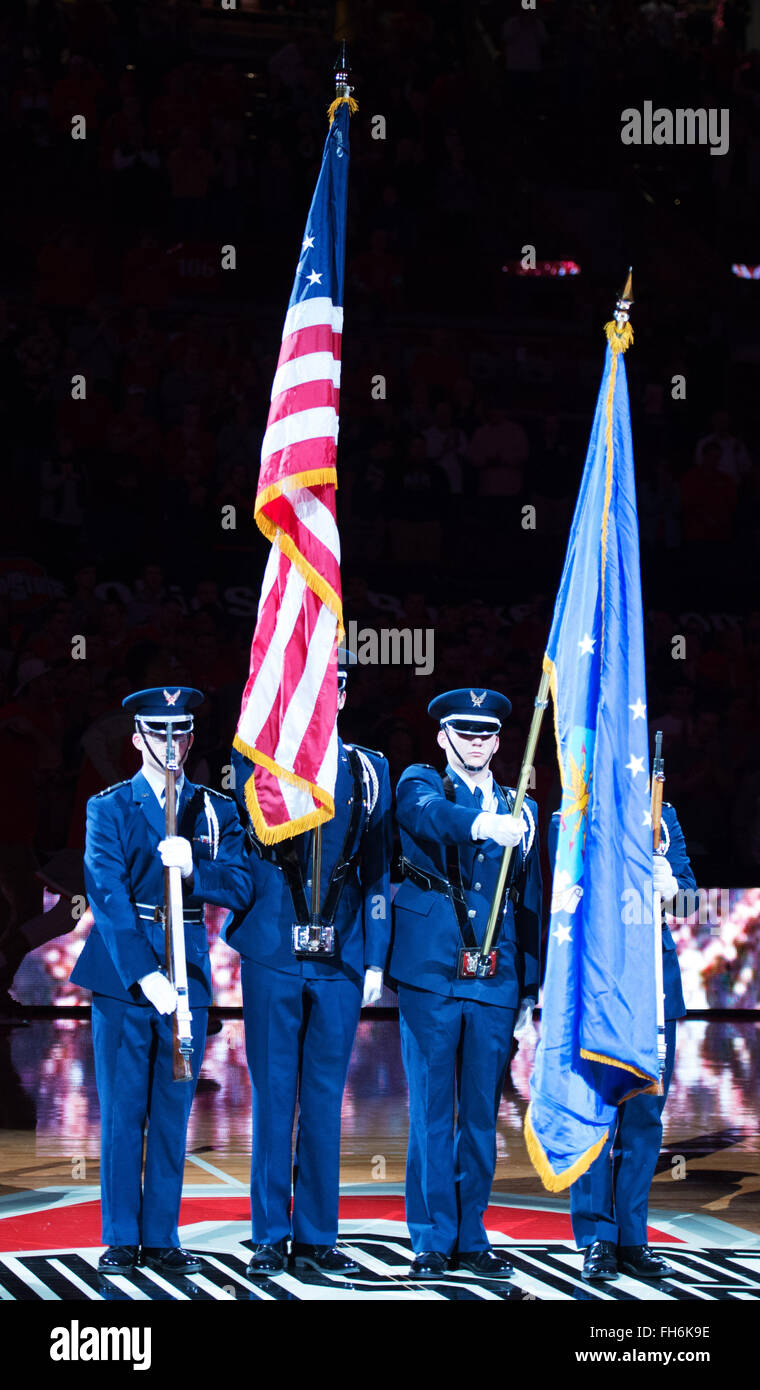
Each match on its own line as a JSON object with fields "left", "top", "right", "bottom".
{"left": 514, "top": 997, "right": 536, "bottom": 1037}
{"left": 362, "top": 968, "right": 384, "bottom": 1006}
{"left": 472, "top": 811, "right": 524, "bottom": 849}
{"left": 653, "top": 853, "right": 678, "bottom": 902}
{"left": 139, "top": 970, "right": 178, "bottom": 1015}
{"left": 158, "top": 835, "right": 193, "bottom": 879}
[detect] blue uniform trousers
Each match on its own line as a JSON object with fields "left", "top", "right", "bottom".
{"left": 398, "top": 983, "right": 517, "bottom": 1255}
{"left": 570, "top": 1019, "right": 677, "bottom": 1248}
{"left": 241, "top": 959, "right": 362, "bottom": 1247}
{"left": 91, "top": 994, "right": 208, "bottom": 1248}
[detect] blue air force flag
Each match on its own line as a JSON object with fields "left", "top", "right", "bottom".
{"left": 525, "top": 323, "right": 659, "bottom": 1190}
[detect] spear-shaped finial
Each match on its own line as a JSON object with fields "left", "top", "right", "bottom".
{"left": 328, "top": 40, "right": 357, "bottom": 122}
{"left": 604, "top": 266, "right": 635, "bottom": 354}
{"left": 334, "top": 41, "right": 352, "bottom": 99}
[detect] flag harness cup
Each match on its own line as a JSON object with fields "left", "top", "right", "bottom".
{"left": 290, "top": 644, "right": 360, "bottom": 957}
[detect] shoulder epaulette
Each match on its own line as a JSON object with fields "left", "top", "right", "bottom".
{"left": 193, "top": 783, "right": 235, "bottom": 803}
{"left": 93, "top": 779, "right": 131, "bottom": 799}
{"left": 345, "top": 743, "right": 386, "bottom": 762}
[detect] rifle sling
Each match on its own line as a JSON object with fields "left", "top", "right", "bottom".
{"left": 250, "top": 747, "right": 366, "bottom": 927}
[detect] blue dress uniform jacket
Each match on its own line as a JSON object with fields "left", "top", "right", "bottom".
{"left": 226, "top": 742, "right": 391, "bottom": 985}
{"left": 390, "top": 763, "right": 541, "bottom": 1005}
{"left": 656, "top": 803, "right": 694, "bottom": 1021}
{"left": 227, "top": 740, "right": 393, "bottom": 1248}
{"left": 71, "top": 770, "right": 253, "bottom": 1250}
{"left": 391, "top": 762, "right": 543, "bottom": 1257}
{"left": 551, "top": 801, "right": 698, "bottom": 1249}
{"left": 73, "top": 771, "right": 253, "bottom": 1002}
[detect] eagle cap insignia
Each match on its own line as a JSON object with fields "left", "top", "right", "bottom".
{"left": 470, "top": 689, "right": 486, "bottom": 707}
{"left": 163, "top": 688, "right": 181, "bottom": 706}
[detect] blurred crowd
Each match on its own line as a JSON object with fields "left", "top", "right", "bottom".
{"left": 1, "top": 0, "right": 759, "bottom": 962}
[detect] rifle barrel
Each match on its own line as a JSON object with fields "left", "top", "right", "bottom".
{"left": 164, "top": 729, "right": 193, "bottom": 1082}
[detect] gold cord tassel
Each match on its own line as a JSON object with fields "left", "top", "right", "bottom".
{"left": 604, "top": 318, "right": 634, "bottom": 354}
{"left": 327, "top": 94, "right": 358, "bottom": 124}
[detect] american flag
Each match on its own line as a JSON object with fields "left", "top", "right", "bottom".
{"left": 233, "top": 102, "right": 351, "bottom": 843}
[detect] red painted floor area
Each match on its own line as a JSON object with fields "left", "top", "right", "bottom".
{"left": 0, "top": 1193, "right": 681, "bottom": 1251}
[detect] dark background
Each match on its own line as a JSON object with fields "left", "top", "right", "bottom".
{"left": 1, "top": 0, "right": 759, "bottom": 946}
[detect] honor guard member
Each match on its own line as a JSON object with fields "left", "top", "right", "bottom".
{"left": 227, "top": 648, "right": 392, "bottom": 1278}
{"left": 391, "top": 689, "right": 542, "bottom": 1279}
{"left": 71, "top": 687, "right": 253, "bottom": 1276}
{"left": 547, "top": 803, "right": 697, "bottom": 1282}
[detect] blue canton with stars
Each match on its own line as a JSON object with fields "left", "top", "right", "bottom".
{"left": 289, "top": 102, "right": 350, "bottom": 313}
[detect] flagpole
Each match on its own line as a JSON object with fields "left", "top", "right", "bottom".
{"left": 479, "top": 268, "right": 635, "bottom": 976}
{"left": 523, "top": 268, "right": 662, "bottom": 1191}
{"left": 477, "top": 669, "right": 551, "bottom": 972}
{"left": 233, "top": 44, "right": 357, "bottom": 846}
{"left": 608, "top": 267, "right": 665, "bottom": 1094}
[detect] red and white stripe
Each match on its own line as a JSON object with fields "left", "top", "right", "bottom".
{"left": 234, "top": 295, "right": 344, "bottom": 839}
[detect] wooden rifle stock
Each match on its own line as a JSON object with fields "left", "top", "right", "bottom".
{"left": 164, "top": 753, "right": 193, "bottom": 1082}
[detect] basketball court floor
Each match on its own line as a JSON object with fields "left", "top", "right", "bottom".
{"left": 1, "top": 1016, "right": 759, "bottom": 1302}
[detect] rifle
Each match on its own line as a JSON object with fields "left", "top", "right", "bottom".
{"left": 650, "top": 730, "right": 666, "bottom": 1087}
{"left": 164, "top": 721, "right": 193, "bottom": 1081}
{"left": 651, "top": 730, "right": 664, "bottom": 851}
{"left": 474, "top": 667, "right": 550, "bottom": 976}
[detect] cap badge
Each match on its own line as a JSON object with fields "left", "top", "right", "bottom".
{"left": 163, "top": 689, "right": 181, "bottom": 706}
{"left": 470, "top": 689, "right": 486, "bottom": 707}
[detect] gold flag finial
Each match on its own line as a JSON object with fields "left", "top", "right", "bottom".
{"left": 604, "top": 267, "right": 634, "bottom": 355}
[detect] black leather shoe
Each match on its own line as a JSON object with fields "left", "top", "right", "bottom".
{"left": 581, "top": 1240, "right": 618, "bottom": 1281}
{"left": 408, "top": 1250, "right": 450, "bottom": 1279}
{"left": 617, "top": 1244, "right": 674, "bottom": 1279}
{"left": 291, "top": 1244, "right": 360, "bottom": 1276}
{"left": 98, "top": 1245, "right": 138, "bottom": 1272}
{"left": 454, "top": 1249, "right": 513, "bottom": 1279}
{"left": 246, "top": 1240, "right": 289, "bottom": 1277}
{"left": 140, "top": 1246, "right": 203, "bottom": 1274}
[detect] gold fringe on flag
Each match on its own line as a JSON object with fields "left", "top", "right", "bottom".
{"left": 327, "top": 95, "right": 358, "bottom": 124}
{"left": 232, "top": 734, "right": 336, "bottom": 845}
{"left": 524, "top": 1105, "right": 610, "bottom": 1193}
{"left": 580, "top": 1047, "right": 659, "bottom": 1083}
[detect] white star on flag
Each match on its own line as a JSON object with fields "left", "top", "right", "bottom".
{"left": 553, "top": 923, "right": 572, "bottom": 945}
{"left": 629, "top": 698, "right": 646, "bottom": 720}
{"left": 626, "top": 755, "right": 645, "bottom": 777}
{"left": 642, "top": 808, "right": 652, "bottom": 828}
{"left": 302, "top": 234, "right": 315, "bottom": 250}
{"left": 578, "top": 633, "right": 595, "bottom": 656}
{"left": 306, "top": 270, "right": 322, "bottom": 286}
